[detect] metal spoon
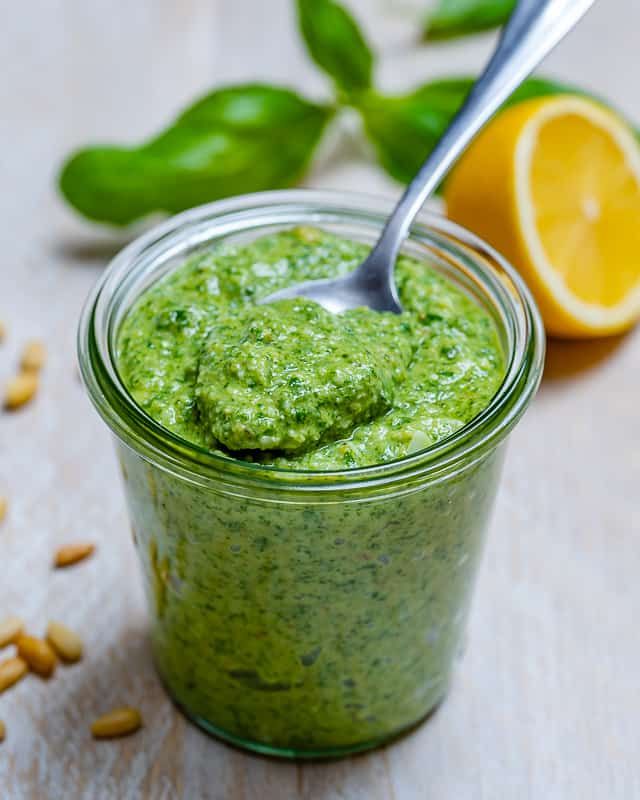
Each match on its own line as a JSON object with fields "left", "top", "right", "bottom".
{"left": 261, "top": 0, "right": 596, "bottom": 314}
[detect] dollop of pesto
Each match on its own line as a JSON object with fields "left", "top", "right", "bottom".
{"left": 195, "top": 299, "right": 414, "bottom": 453}
{"left": 118, "top": 227, "right": 505, "bottom": 469}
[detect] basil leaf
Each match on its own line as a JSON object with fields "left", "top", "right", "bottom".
{"left": 297, "top": 0, "right": 373, "bottom": 93}
{"left": 59, "top": 85, "right": 333, "bottom": 226}
{"left": 360, "top": 77, "right": 585, "bottom": 185}
{"left": 425, "top": 0, "right": 516, "bottom": 39}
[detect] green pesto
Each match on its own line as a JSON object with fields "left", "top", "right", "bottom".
{"left": 115, "top": 226, "right": 507, "bottom": 756}
{"left": 118, "top": 227, "right": 504, "bottom": 469}
{"left": 119, "top": 442, "right": 504, "bottom": 755}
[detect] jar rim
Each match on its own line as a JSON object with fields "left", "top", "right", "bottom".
{"left": 77, "top": 189, "right": 545, "bottom": 494}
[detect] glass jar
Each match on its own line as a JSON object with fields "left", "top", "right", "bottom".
{"left": 78, "top": 190, "right": 544, "bottom": 758}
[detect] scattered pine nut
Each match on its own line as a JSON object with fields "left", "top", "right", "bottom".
{"left": 0, "top": 321, "right": 5, "bottom": 342}
{"left": 54, "top": 542, "right": 95, "bottom": 568}
{"left": 0, "top": 496, "right": 7, "bottom": 523}
{"left": 4, "top": 372, "right": 38, "bottom": 410}
{"left": 0, "top": 616, "right": 24, "bottom": 649}
{"left": 91, "top": 707, "right": 143, "bottom": 739}
{"left": 0, "top": 657, "right": 28, "bottom": 693}
{"left": 20, "top": 340, "right": 46, "bottom": 372}
{"left": 16, "top": 635, "right": 57, "bottom": 678}
{"left": 0, "top": 720, "right": 5, "bottom": 741}
{"left": 46, "top": 621, "right": 83, "bottom": 663}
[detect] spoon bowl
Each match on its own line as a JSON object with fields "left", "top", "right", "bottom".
{"left": 259, "top": 245, "right": 402, "bottom": 314}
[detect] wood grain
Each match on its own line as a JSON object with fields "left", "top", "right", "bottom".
{"left": 1, "top": 1, "right": 639, "bottom": 797}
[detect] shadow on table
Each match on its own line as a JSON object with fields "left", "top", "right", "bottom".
{"left": 542, "top": 332, "right": 631, "bottom": 383}
{"left": 52, "top": 220, "right": 160, "bottom": 265}
{"left": 55, "top": 238, "right": 130, "bottom": 264}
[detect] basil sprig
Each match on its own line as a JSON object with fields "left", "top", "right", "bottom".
{"left": 59, "top": 0, "right": 634, "bottom": 226}
{"left": 425, "top": 0, "right": 516, "bottom": 40}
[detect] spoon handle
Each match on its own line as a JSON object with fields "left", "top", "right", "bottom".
{"left": 368, "top": 0, "right": 596, "bottom": 268}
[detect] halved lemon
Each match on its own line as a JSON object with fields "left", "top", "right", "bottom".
{"left": 445, "top": 95, "right": 640, "bottom": 338}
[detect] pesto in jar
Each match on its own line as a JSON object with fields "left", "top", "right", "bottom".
{"left": 115, "top": 226, "right": 506, "bottom": 755}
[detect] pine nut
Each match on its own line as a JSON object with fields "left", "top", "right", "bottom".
{"left": 20, "top": 340, "right": 46, "bottom": 372}
{"left": 17, "top": 635, "right": 57, "bottom": 678}
{"left": 4, "top": 372, "right": 38, "bottom": 410}
{"left": 54, "top": 542, "right": 95, "bottom": 568}
{"left": 0, "top": 616, "right": 24, "bottom": 649}
{"left": 0, "top": 657, "right": 28, "bottom": 693}
{"left": 0, "top": 720, "right": 5, "bottom": 741}
{"left": 0, "top": 496, "right": 7, "bottom": 523}
{"left": 46, "top": 621, "right": 83, "bottom": 663}
{"left": 91, "top": 707, "right": 142, "bottom": 739}
{"left": 0, "top": 321, "right": 5, "bottom": 342}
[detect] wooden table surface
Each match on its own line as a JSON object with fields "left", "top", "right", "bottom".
{"left": 1, "top": 1, "right": 639, "bottom": 797}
